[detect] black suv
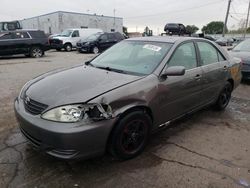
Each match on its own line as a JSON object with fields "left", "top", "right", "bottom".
{"left": 0, "top": 30, "right": 50, "bottom": 58}
{"left": 76, "top": 32, "right": 124, "bottom": 54}
{"left": 164, "top": 23, "right": 189, "bottom": 36}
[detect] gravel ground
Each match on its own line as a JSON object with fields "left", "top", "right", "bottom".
{"left": 0, "top": 50, "right": 250, "bottom": 188}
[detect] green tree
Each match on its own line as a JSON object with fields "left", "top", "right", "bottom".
{"left": 185, "top": 25, "right": 199, "bottom": 34}
{"left": 201, "top": 21, "right": 225, "bottom": 34}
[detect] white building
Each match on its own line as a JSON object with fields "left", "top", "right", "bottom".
{"left": 20, "top": 11, "right": 123, "bottom": 34}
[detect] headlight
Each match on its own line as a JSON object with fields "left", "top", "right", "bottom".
{"left": 41, "top": 104, "right": 112, "bottom": 123}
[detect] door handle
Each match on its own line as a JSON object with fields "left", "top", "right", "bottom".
{"left": 195, "top": 74, "right": 202, "bottom": 80}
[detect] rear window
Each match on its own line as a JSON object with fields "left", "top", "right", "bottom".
{"left": 28, "top": 31, "right": 47, "bottom": 38}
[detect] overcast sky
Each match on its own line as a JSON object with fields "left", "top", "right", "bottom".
{"left": 0, "top": 0, "right": 249, "bottom": 33}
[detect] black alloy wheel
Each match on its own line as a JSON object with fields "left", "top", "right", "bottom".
{"left": 215, "top": 81, "right": 232, "bottom": 110}
{"left": 109, "top": 110, "right": 151, "bottom": 160}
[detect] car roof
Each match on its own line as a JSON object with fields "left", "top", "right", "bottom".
{"left": 0, "top": 29, "right": 42, "bottom": 33}
{"left": 126, "top": 36, "right": 204, "bottom": 44}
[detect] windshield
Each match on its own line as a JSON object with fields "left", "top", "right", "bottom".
{"left": 60, "top": 29, "right": 73, "bottom": 37}
{"left": 91, "top": 40, "right": 172, "bottom": 75}
{"left": 86, "top": 33, "right": 102, "bottom": 41}
{"left": 233, "top": 39, "right": 250, "bottom": 52}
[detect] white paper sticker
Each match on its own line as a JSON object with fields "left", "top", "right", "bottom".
{"left": 143, "top": 44, "right": 162, "bottom": 52}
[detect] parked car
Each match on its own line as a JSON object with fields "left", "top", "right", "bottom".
{"left": 164, "top": 23, "right": 189, "bottom": 35}
{"left": 49, "top": 28, "right": 103, "bottom": 52}
{"left": 15, "top": 37, "right": 241, "bottom": 160}
{"left": 230, "top": 39, "right": 250, "bottom": 80}
{"left": 76, "top": 32, "right": 124, "bottom": 54}
{"left": 0, "top": 30, "right": 50, "bottom": 58}
{"left": 215, "top": 37, "right": 234, "bottom": 46}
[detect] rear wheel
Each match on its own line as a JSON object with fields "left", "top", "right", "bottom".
{"left": 30, "top": 46, "right": 43, "bottom": 58}
{"left": 214, "top": 81, "right": 232, "bottom": 110}
{"left": 64, "top": 43, "right": 72, "bottom": 52}
{"left": 109, "top": 110, "right": 151, "bottom": 160}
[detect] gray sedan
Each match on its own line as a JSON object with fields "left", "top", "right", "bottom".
{"left": 14, "top": 37, "right": 241, "bottom": 160}
{"left": 230, "top": 39, "right": 250, "bottom": 80}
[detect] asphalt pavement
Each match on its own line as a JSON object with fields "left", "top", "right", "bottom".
{"left": 0, "top": 50, "right": 250, "bottom": 188}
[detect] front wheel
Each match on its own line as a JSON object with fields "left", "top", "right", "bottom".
{"left": 92, "top": 46, "right": 99, "bottom": 54}
{"left": 64, "top": 44, "right": 72, "bottom": 52}
{"left": 214, "top": 82, "right": 232, "bottom": 110}
{"left": 30, "top": 47, "right": 43, "bottom": 58}
{"left": 109, "top": 111, "right": 151, "bottom": 160}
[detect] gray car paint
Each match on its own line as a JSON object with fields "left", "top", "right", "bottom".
{"left": 15, "top": 36, "right": 242, "bottom": 160}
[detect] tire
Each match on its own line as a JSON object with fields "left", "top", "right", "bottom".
{"left": 30, "top": 46, "right": 43, "bottom": 58}
{"left": 109, "top": 110, "right": 152, "bottom": 160}
{"left": 92, "top": 46, "right": 99, "bottom": 54}
{"left": 64, "top": 43, "right": 72, "bottom": 52}
{"left": 214, "top": 81, "right": 232, "bottom": 110}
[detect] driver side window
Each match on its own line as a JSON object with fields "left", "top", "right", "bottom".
{"left": 72, "top": 30, "right": 79, "bottom": 37}
{"left": 168, "top": 42, "right": 197, "bottom": 70}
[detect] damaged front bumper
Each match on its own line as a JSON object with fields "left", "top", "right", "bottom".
{"left": 14, "top": 98, "right": 116, "bottom": 160}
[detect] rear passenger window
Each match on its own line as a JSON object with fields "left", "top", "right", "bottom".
{"left": 12, "top": 32, "right": 30, "bottom": 39}
{"left": 168, "top": 42, "right": 197, "bottom": 70}
{"left": 107, "top": 34, "right": 114, "bottom": 40}
{"left": 28, "top": 31, "right": 46, "bottom": 38}
{"left": 197, "top": 42, "right": 219, "bottom": 65}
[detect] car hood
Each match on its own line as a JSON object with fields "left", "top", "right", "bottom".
{"left": 25, "top": 65, "right": 143, "bottom": 107}
{"left": 52, "top": 36, "right": 69, "bottom": 40}
{"left": 230, "top": 51, "right": 250, "bottom": 62}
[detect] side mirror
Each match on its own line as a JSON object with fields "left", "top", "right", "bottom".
{"left": 161, "top": 66, "right": 185, "bottom": 78}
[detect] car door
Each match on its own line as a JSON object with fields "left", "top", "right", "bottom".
{"left": 11, "top": 31, "right": 31, "bottom": 54}
{"left": 71, "top": 30, "right": 80, "bottom": 47}
{"left": 98, "top": 34, "right": 109, "bottom": 51}
{"left": 156, "top": 42, "right": 204, "bottom": 124}
{"left": 196, "top": 41, "right": 229, "bottom": 104}
{"left": 0, "top": 32, "right": 13, "bottom": 55}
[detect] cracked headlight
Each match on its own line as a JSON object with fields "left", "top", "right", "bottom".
{"left": 41, "top": 104, "right": 112, "bottom": 123}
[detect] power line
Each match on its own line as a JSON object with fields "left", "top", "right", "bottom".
{"left": 125, "top": 0, "right": 226, "bottom": 19}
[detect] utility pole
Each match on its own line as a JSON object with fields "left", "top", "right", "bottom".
{"left": 243, "top": 0, "right": 250, "bottom": 39}
{"left": 113, "top": 9, "right": 116, "bottom": 30}
{"left": 222, "top": 0, "right": 232, "bottom": 37}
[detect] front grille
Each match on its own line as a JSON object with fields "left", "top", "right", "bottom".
{"left": 49, "top": 39, "right": 61, "bottom": 44}
{"left": 24, "top": 96, "right": 48, "bottom": 115}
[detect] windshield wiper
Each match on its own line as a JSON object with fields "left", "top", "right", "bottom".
{"left": 95, "top": 66, "right": 126, "bottom": 74}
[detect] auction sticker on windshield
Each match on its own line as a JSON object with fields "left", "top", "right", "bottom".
{"left": 143, "top": 44, "right": 162, "bottom": 52}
